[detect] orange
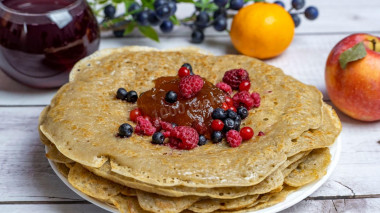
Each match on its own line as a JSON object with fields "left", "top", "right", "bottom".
{"left": 230, "top": 2, "right": 295, "bottom": 59}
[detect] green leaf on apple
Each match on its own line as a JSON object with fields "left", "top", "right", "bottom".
{"left": 339, "top": 42, "right": 367, "bottom": 69}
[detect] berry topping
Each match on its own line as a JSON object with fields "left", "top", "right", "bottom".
{"left": 192, "top": 121, "right": 207, "bottom": 135}
{"left": 169, "top": 126, "right": 199, "bottom": 150}
{"left": 226, "top": 109, "right": 238, "bottom": 119}
{"left": 223, "top": 118, "right": 235, "bottom": 132}
{"left": 163, "top": 131, "right": 171, "bottom": 138}
{"left": 240, "top": 127, "right": 254, "bottom": 140}
{"left": 222, "top": 68, "right": 249, "bottom": 89}
{"left": 229, "top": 106, "right": 237, "bottom": 112}
{"left": 216, "top": 82, "right": 232, "bottom": 94}
{"left": 237, "top": 106, "right": 248, "bottom": 119}
{"left": 118, "top": 123, "right": 133, "bottom": 138}
{"left": 143, "top": 115, "right": 151, "bottom": 122}
{"left": 225, "top": 96, "right": 233, "bottom": 106}
{"left": 152, "top": 132, "right": 165, "bottom": 144}
{"left": 135, "top": 116, "right": 156, "bottom": 136}
{"left": 178, "top": 67, "right": 191, "bottom": 78}
{"left": 239, "top": 80, "right": 251, "bottom": 91}
{"left": 258, "top": 131, "right": 265, "bottom": 136}
{"left": 226, "top": 130, "right": 242, "bottom": 147}
{"left": 116, "top": 88, "right": 128, "bottom": 100}
{"left": 181, "top": 63, "right": 194, "bottom": 75}
{"left": 250, "top": 92, "right": 261, "bottom": 108}
{"left": 179, "top": 75, "right": 204, "bottom": 99}
{"left": 130, "top": 108, "right": 142, "bottom": 122}
{"left": 233, "top": 91, "right": 255, "bottom": 110}
{"left": 211, "top": 119, "right": 224, "bottom": 131}
{"left": 234, "top": 116, "right": 241, "bottom": 131}
{"left": 222, "top": 102, "right": 229, "bottom": 111}
{"left": 212, "top": 131, "right": 223, "bottom": 143}
{"left": 165, "top": 91, "right": 178, "bottom": 103}
{"left": 151, "top": 118, "right": 162, "bottom": 131}
{"left": 160, "top": 121, "right": 174, "bottom": 131}
{"left": 198, "top": 135, "right": 207, "bottom": 146}
{"left": 212, "top": 108, "right": 227, "bottom": 120}
{"left": 126, "top": 90, "right": 138, "bottom": 103}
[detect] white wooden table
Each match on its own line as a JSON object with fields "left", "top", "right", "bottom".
{"left": 1, "top": 0, "right": 380, "bottom": 212}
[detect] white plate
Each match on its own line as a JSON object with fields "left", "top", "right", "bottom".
{"left": 46, "top": 135, "right": 341, "bottom": 213}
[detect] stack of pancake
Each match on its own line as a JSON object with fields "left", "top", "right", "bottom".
{"left": 38, "top": 47, "right": 341, "bottom": 213}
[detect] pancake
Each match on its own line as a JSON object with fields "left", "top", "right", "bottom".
{"left": 39, "top": 47, "right": 324, "bottom": 188}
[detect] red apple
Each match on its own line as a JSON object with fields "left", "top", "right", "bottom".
{"left": 325, "top": 33, "right": 380, "bottom": 121}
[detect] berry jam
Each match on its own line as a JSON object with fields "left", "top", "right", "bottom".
{"left": 137, "top": 76, "right": 225, "bottom": 138}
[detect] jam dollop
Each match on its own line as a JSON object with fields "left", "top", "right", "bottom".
{"left": 137, "top": 76, "right": 225, "bottom": 138}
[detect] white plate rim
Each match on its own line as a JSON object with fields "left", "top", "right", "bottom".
{"left": 46, "top": 134, "right": 342, "bottom": 213}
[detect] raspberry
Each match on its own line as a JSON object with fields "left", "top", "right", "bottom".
{"left": 151, "top": 118, "right": 162, "bottom": 131}
{"left": 192, "top": 121, "right": 207, "bottom": 135}
{"left": 251, "top": 92, "right": 261, "bottom": 108}
{"left": 160, "top": 121, "right": 174, "bottom": 131}
{"left": 226, "top": 130, "right": 242, "bottom": 147}
{"left": 232, "top": 91, "right": 255, "bottom": 110}
{"left": 163, "top": 131, "right": 171, "bottom": 138}
{"left": 135, "top": 116, "right": 156, "bottom": 136}
{"left": 216, "top": 82, "right": 232, "bottom": 94}
{"left": 169, "top": 126, "right": 199, "bottom": 150}
{"left": 179, "top": 75, "right": 204, "bottom": 99}
{"left": 222, "top": 69, "right": 249, "bottom": 89}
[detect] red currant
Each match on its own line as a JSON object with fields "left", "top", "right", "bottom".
{"left": 258, "top": 131, "right": 265, "bottom": 136}
{"left": 225, "top": 96, "right": 233, "bottom": 106}
{"left": 222, "top": 102, "right": 229, "bottom": 111}
{"left": 178, "top": 67, "right": 190, "bottom": 78}
{"left": 130, "top": 108, "right": 142, "bottom": 122}
{"left": 229, "top": 106, "right": 237, "bottom": 112}
{"left": 239, "top": 80, "right": 251, "bottom": 91}
{"left": 240, "top": 127, "right": 254, "bottom": 140}
{"left": 211, "top": 119, "right": 224, "bottom": 131}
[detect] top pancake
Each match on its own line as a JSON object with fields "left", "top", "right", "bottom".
{"left": 39, "top": 46, "right": 323, "bottom": 187}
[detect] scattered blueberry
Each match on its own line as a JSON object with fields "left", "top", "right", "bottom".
{"left": 116, "top": 88, "right": 128, "bottom": 100}
{"left": 291, "top": 14, "right": 301, "bottom": 27}
{"left": 148, "top": 10, "right": 161, "bottom": 26}
{"left": 160, "top": 20, "right": 174, "bottom": 33}
{"left": 212, "top": 131, "right": 223, "bottom": 143}
{"left": 156, "top": 4, "right": 171, "bottom": 19}
{"left": 213, "top": 17, "right": 227, "bottom": 31}
{"left": 152, "top": 132, "right": 165, "bottom": 144}
{"left": 118, "top": 123, "right": 133, "bottom": 137}
{"left": 237, "top": 106, "right": 248, "bottom": 119}
{"left": 214, "top": 0, "right": 228, "bottom": 8}
{"left": 234, "top": 116, "right": 241, "bottom": 131}
{"left": 291, "top": 0, "right": 305, "bottom": 10}
{"left": 223, "top": 118, "right": 235, "bottom": 132}
{"left": 198, "top": 135, "right": 207, "bottom": 146}
{"left": 195, "top": 11, "right": 210, "bottom": 29}
{"left": 229, "top": 0, "right": 244, "bottom": 10}
{"left": 304, "top": 6, "right": 319, "bottom": 20}
{"left": 213, "top": 9, "right": 227, "bottom": 19}
{"left": 136, "top": 10, "right": 150, "bottom": 26}
{"left": 191, "top": 30, "right": 204, "bottom": 43}
{"left": 168, "top": 1, "right": 177, "bottom": 15}
{"left": 182, "top": 63, "right": 193, "bottom": 75}
{"left": 212, "top": 108, "right": 227, "bottom": 120}
{"left": 128, "top": 3, "right": 141, "bottom": 14}
{"left": 104, "top": 5, "right": 116, "bottom": 18}
{"left": 165, "top": 91, "right": 178, "bottom": 103}
{"left": 226, "top": 109, "right": 237, "bottom": 119}
{"left": 154, "top": 0, "right": 167, "bottom": 10}
{"left": 274, "top": 1, "right": 285, "bottom": 7}
{"left": 126, "top": 91, "right": 138, "bottom": 103}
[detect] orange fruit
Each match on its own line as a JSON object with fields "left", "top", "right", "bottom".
{"left": 230, "top": 2, "right": 295, "bottom": 59}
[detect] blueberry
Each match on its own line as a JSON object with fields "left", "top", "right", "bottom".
{"left": 136, "top": 10, "right": 150, "bottom": 26}
{"left": 274, "top": 1, "right": 285, "bottom": 7}
{"left": 113, "top": 30, "right": 124, "bottom": 38}
{"left": 160, "top": 20, "right": 174, "bottom": 33}
{"left": 118, "top": 123, "right": 133, "bottom": 138}
{"left": 148, "top": 10, "right": 161, "bottom": 26}
{"left": 116, "top": 88, "right": 128, "bottom": 100}
{"left": 195, "top": 11, "right": 209, "bottom": 29}
{"left": 212, "top": 108, "right": 227, "bottom": 120}
{"left": 128, "top": 3, "right": 141, "bottom": 14}
{"left": 152, "top": 132, "right": 165, "bottom": 144}
{"left": 223, "top": 118, "right": 235, "bottom": 132}
{"left": 237, "top": 106, "right": 248, "bottom": 119}
{"left": 168, "top": 1, "right": 177, "bottom": 15}
{"left": 291, "top": 14, "right": 301, "bottom": 27}
{"left": 126, "top": 90, "right": 138, "bottom": 103}
{"left": 213, "top": 9, "right": 227, "bottom": 19}
{"left": 104, "top": 5, "right": 116, "bottom": 18}
{"left": 198, "top": 135, "right": 207, "bottom": 146}
{"left": 214, "top": 0, "right": 228, "bottom": 8}
{"left": 213, "top": 17, "right": 227, "bottom": 31}
{"left": 191, "top": 30, "right": 204, "bottom": 44}
{"left": 172, "top": 123, "right": 177, "bottom": 128}
{"left": 212, "top": 131, "right": 223, "bottom": 143}
{"left": 156, "top": 4, "right": 171, "bottom": 19}
{"left": 226, "top": 109, "right": 237, "bottom": 119}
{"left": 291, "top": 0, "right": 305, "bottom": 10}
{"left": 165, "top": 91, "right": 177, "bottom": 103}
{"left": 304, "top": 6, "right": 318, "bottom": 20}
{"left": 181, "top": 63, "right": 193, "bottom": 75}
{"left": 234, "top": 116, "right": 241, "bottom": 131}
{"left": 154, "top": 0, "right": 167, "bottom": 10}
{"left": 229, "top": 0, "right": 244, "bottom": 10}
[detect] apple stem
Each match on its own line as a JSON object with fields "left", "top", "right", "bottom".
{"left": 371, "top": 39, "right": 376, "bottom": 51}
